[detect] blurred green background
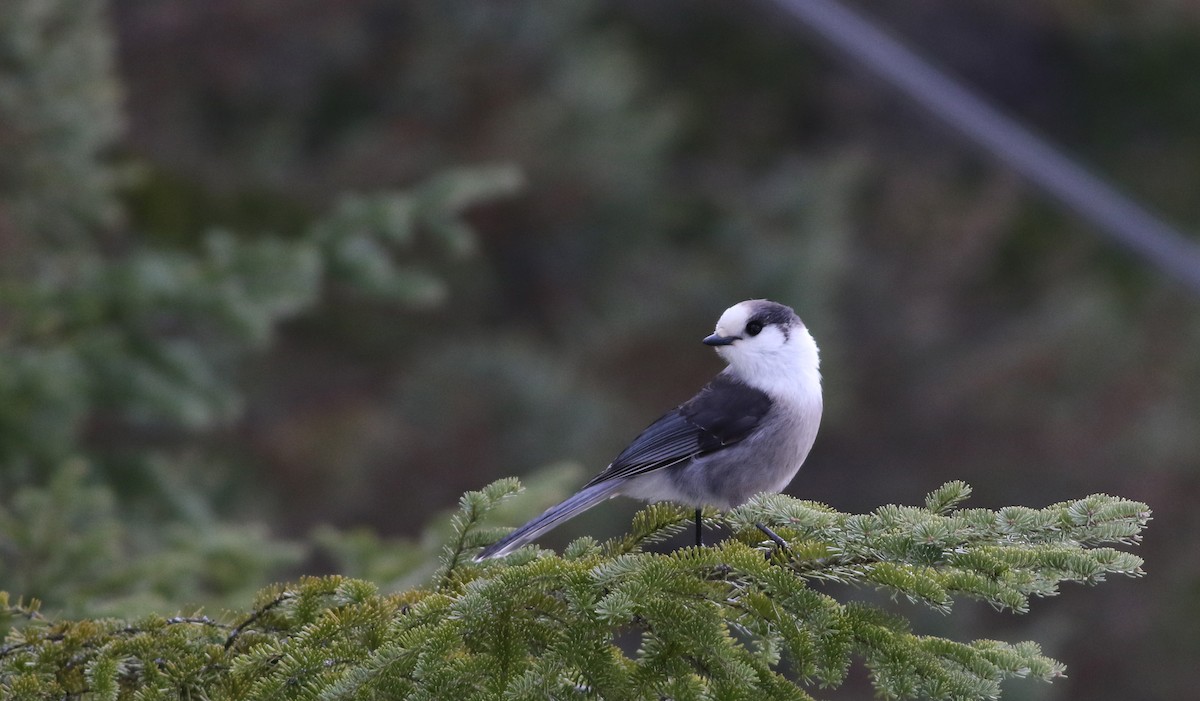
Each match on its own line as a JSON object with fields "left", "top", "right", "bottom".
{"left": 2, "top": 1, "right": 1198, "bottom": 699}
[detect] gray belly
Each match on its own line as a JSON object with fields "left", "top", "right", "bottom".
{"left": 617, "top": 399, "right": 821, "bottom": 510}
{"left": 671, "top": 447, "right": 790, "bottom": 509}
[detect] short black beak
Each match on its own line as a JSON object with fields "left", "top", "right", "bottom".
{"left": 702, "top": 333, "right": 738, "bottom": 346}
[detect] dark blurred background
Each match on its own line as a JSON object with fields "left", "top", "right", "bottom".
{"left": 2, "top": 1, "right": 1198, "bottom": 699}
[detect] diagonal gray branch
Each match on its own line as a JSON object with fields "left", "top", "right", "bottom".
{"left": 770, "top": 0, "right": 1200, "bottom": 295}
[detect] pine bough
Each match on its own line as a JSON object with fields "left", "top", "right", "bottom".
{"left": 0, "top": 480, "right": 1148, "bottom": 700}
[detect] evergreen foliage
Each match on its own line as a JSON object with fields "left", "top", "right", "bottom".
{"left": 0, "top": 0, "right": 523, "bottom": 619}
{"left": 0, "top": 0, "right": 121, "bottom": 243}
{"left": 0, "top": 480, "right": 1148, "bottom": 699}
{"left": 0, "top": 156, "right": 520, "bottom": 616}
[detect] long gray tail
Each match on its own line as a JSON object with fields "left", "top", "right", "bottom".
{"left": 474, "top": 482, "right": 620, "bottom": 560}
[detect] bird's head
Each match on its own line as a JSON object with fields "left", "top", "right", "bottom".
{"left": 703, "top": 300, "right": 821, "bottom": 395}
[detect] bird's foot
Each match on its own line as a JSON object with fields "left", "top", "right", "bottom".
{"left": 755, "top": 522, "right": 789, "bottom": 552}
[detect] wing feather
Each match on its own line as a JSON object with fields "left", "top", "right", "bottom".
{"left": 584, "top": 373, "right": 771, "bottom": 487}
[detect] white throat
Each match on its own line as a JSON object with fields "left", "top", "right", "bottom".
{"left": 725, "top": 325, "right": 822, "bottom": 405}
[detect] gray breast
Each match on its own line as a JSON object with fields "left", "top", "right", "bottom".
{"left": 670, "top": 400, "right": 820, "bottom": 510}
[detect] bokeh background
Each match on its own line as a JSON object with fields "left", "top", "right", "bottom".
{"left": 2, "top": 2, "right": 1198, "bottom": 699}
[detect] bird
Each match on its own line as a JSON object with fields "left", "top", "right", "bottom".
{"left": 475, "top": 299, "right": 823, "bottom": 560}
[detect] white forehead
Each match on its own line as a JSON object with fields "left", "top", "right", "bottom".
{"left": 715, "top": 301, "right": 756, "bottom": 333}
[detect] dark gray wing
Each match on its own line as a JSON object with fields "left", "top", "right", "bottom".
{"left": 583, "top": 373, "right": 772, "bottom": 487}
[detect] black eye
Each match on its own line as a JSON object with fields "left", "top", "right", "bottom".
{"left": 745, "top": 320, "right": 763, "bottom": 336}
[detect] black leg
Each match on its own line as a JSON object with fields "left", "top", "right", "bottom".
{"left": 755, "top": 522, "right": 788, "bottom": 550}
{"left": 695, "top": 508, "right": 703, "bottom": 547}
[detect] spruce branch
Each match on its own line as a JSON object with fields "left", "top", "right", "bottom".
{"left": 925, "top": 480, "right": 973, "bottom": 515}
{"left": 601, "top": 502, "right": 717, "bottom": 557}
{"left": 437, "top": 477, "right": 522, "bottom": 590}
{"left": 225, "top": 589, "right": 295, "bottom": 650}
{"left": 0, "top": 480, "right": 1148, "bottom": 699}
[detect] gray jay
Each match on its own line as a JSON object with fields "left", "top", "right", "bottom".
{"left": 475, "top": 299, "right": 822, "bottom": 560}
